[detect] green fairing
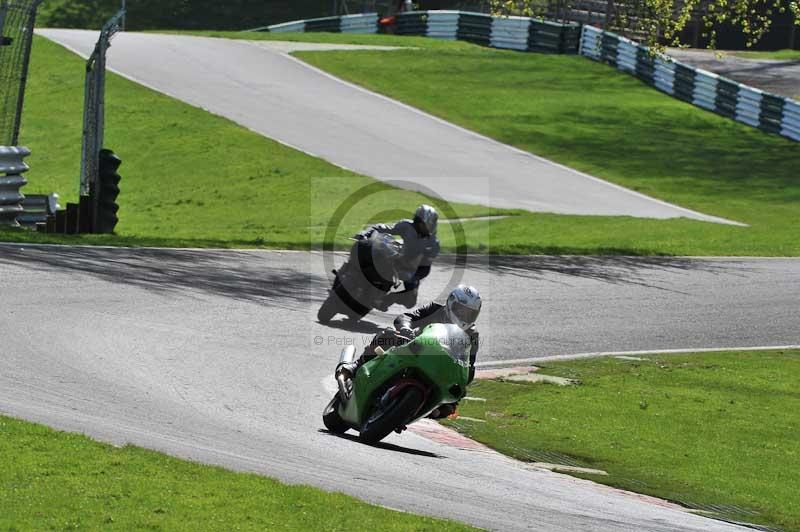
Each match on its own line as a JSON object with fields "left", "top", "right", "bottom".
{"left": 339, "top": 323, "right": 471, "bottom": 427}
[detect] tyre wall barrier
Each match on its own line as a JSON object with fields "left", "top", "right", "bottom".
{"left": 580, "top": 25, "right": 800, "bottom": 142}
{"left": 250, "top": 11, "right": 581, "bottom": 55}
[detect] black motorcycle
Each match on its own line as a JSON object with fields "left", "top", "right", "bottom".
{"left": 318, "top": 233, "right": 418, "bottom": 323}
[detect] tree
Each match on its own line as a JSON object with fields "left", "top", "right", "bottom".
{"left": 489, "top": 0, "right": 800, "bottom": 49}
{"left": 36, "top": 0, "right": 335, "bottom": 31}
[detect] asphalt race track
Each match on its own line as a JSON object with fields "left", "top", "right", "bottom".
{"left": 2, "top": 244, "right": 799, "bottom": 530}
{"left": 37, "top": 29, "right": 739, "bottom": 224}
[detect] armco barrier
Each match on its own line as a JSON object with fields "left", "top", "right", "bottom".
{"left": 580, "top": 25, "right": 800, "bottom": 142}
{"left": 250, "top": 11, "right": 581, "bottom": 54}
{"left": 0, "top": 146, "right": 30, "bottom": 227}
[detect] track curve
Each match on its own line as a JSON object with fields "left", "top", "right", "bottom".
{"left": 37, "top": 29, "right": 738, "bottom": 224}
{"left": 3, "top": 244, "right": 798, "bottom": 530}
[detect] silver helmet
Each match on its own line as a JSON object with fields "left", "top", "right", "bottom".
{"left": 413, "top": 204, "right": 439, "bottom": 237}
{"left": 445, "top": 284, "right": 482, "bottom": 331}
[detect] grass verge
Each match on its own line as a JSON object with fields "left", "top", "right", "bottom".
{"left": 0, "top": 414, "right": 474, "bottom": 531}
{"left": 445, "top": 351, "right": 800, "bottom": 530}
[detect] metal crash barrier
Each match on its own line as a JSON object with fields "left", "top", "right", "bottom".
{"left": 580, "top": 25, "right": 800, "bottom": 142}
{"left": 0, "top": 146, "right": 30, "bottom": 227}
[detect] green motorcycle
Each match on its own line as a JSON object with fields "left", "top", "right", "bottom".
{"left": 322, "top": 323, "right": 471, "bottom": 444}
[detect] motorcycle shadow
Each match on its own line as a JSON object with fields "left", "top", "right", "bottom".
{"left": 319, "top": 318, "right": 385, "bottom": 335}
{"left": 318, "top": 429, "right": 442, "bottom": 459}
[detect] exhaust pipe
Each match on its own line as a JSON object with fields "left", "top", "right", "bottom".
{"left": 337, "top": 346, "right": 357, "bottom": 400}
{"left": 339, "top": 345, "right": 356, "bottom": 365}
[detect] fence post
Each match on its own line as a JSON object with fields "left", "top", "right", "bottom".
{"left": 80, "top": 9, "right": 125, "bottom": 233}
{"left": 0, "top": 0, "right": 44, "bottom": 227}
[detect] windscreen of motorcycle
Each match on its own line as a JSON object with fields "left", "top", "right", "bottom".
{"left": 431, "top": 323, "right": 472, "bottom": 368}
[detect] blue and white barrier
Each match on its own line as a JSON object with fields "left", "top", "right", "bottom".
{"left": 580, "top": 25, "right": 800, "bottom": 142}
{"left": 250, "top": 11, "right": 581, "bottom": 55}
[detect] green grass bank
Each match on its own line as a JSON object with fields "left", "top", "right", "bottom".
{"left": 446, "top": 350, "right": 800, "bottom": 530}
{"left": 0, "top": 415, "right": 474, "bottom": 531}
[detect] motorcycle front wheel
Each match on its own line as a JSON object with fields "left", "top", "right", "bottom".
{"left": 359, "top": 387, "right": 424, "bottom": 444}
{"left": 323, "top": 395, "right": 349, "bottom": 434}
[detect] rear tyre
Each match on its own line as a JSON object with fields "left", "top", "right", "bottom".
{"left": 334, "top": 283, "right": 372, "bottom": 320}
{"left": 359, "top": 387, "right": 424, "bottom": 444}
{"left": 323, "top": 395, "right": 349, "bottom": 434}
{"left": 317, "top": 294, "right": 340, "bottom": 324}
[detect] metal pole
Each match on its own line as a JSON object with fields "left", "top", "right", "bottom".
{"left": 121, "top": 0, "right": 126, "bottom": 31}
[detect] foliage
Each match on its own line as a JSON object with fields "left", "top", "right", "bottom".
{"left": 489, "top": 0, "right": 800, "bottom": 50}
{"left": 36, "top": 0, "right": 334, "bottom": 31}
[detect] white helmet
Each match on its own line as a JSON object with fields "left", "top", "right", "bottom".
{"left": 413, "top": 204, "right": 439, "bottom": 237}
{"left": 445, "top": 284, "right": 482, "bottom": 331}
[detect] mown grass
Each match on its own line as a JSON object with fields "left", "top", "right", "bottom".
{"left": 446, "top": 351, "right": 800, "bottom": 530}
{"left": 0, "top": 415, "right": 475, "bottom": 531}
{"left": 730, "top": 49, "right": 800, "bottom": 60}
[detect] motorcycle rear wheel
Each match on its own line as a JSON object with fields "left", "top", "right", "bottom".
{"left": 359, "top": 387, "right": 424, "bottom": 444}
{"left": 323, "top": 395, "right": 349, "bottom": 434}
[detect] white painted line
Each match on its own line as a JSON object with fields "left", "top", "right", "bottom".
{"left": 455, "top": 416, "right": 486, "bottom": 423}
{"left": 477, "top": 345, "right": 800, "bottom": 367}
{"left": 36, "top": 32, "right": 364, "bottom": 177}
{"left": 279, "top": 47, "right": 747, "bottom": 227}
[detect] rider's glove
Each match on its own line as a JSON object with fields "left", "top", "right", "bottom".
{"left": 398, "top": 327, "right": 415, "bottom": 340}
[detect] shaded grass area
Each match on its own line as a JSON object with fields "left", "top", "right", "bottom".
{"left": 446, "top": 351, "right": 800, "bottom": 530}
{"left": 0, "top": 415, "right": 474, "bottom": 531}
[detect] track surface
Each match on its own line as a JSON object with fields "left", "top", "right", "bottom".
{"left": 3, "top": 244, "right": 799, "bottom": 530}
{"left": 37, "top": 29, "right": 735, "bottom": 224}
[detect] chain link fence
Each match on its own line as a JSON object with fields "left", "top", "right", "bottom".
{"left": 80, "top": 9, "right": 124, "bottom": 199}
{"left": 0, "top": 0, "right": 44, "bottom": 147}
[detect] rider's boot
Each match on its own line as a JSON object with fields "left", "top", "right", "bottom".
{"left": 428, "top": 403, "right": 458, "bottom": 420}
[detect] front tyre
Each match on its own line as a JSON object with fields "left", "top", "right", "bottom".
{"left": 359, "top": 387, "right": 424, "bottom": 444}
{"left": 323, "top": 395, "right": 349, "bottom": 434}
